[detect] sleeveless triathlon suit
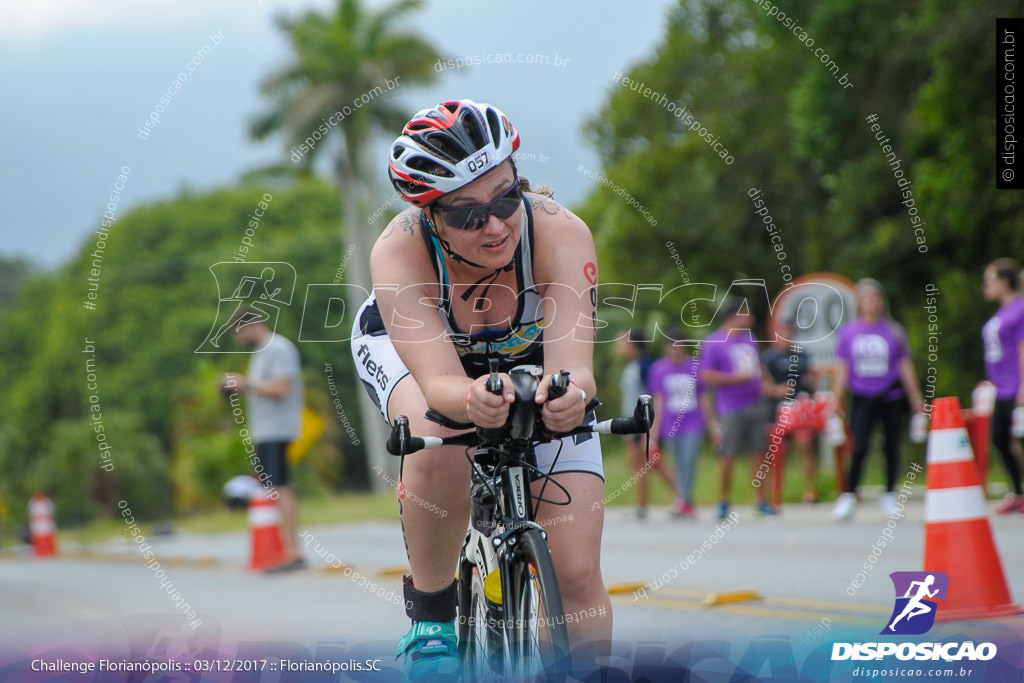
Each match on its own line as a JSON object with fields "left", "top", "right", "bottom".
{"left": 350, "top": 196, "right": 603, "bottom": 478}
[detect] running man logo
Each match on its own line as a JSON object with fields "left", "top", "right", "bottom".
{"left": 196, "top": 262, "right": 296, "bottom": 353}
{"left": 882, "top": 571, "right": 949, "bottom": 635}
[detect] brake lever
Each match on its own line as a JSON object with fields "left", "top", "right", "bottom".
{"left": 485, "top": 358, "right": 503, "bottom": 395}
{"left": 387, "top": 415, "right": 410, "bottom": 456}
{"left": 476, "top": 358, "right": 508, "bottom": 445}
{"left": 548, "top": 370, "right": 570, "bottom": 400}
{"left": 635, "top": 394, "right": 654, "bottom": 432}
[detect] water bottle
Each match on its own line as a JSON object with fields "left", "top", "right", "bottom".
{"left": 826, "top": 415, "right": 846, "bottom": 447}
{"left": 910, "top": 413, "right": 929, "bottom": 444}
{"left": 482, "top": 569, "right": 505, "bottom": 664}
{"left": 484, "top": 569, "right": 503, "bottom": 612}
{"left": 1012, "top": 407, "right": 1024, "bottom": 439}
{"left": 972, "top": 381, "right": 997, "bottom": 417}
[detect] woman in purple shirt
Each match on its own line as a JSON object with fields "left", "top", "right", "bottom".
{"left": 832, "top": 279, "right": 924, "bottom": 521}
{"left": 649, "top": 330, "right": 712, "bottom": 519}
{"left": 982, "top": 258, "right": 1024, "bottom": 514}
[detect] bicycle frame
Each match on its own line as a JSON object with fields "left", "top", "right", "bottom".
{"left": 460, "top": 365, "right": 574, "bottom": 676}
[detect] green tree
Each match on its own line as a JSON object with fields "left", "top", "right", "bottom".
{"left": 788, "top": 0, "right": 1024, "bottom": 399}
{"left": 581, "top": 0, "right": 823, "bottom": 335}
{"left": 251, "top": 0, "right": 441, "bottom": 487}
{"left": 579, "top": 0, "right": 1022, "bottom": 405}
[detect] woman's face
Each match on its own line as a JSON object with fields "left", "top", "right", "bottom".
{"left": 982, "top": 266, "right": 1009, "bottom": 301}
{"left": 858, "top": 287, "right": 885, "bottom": 319}
{"left": 430, "top": 161, "right": 521, "bottom": 271}
{"left": 666, "top": 342, "right": 687, "bottom": 362}
{"left": 616, "top": 337, "right": 639, "bottom": 359}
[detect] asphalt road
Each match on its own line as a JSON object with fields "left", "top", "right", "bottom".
{"left": 2, "top": 498, "right": 1022, "bottom": 680}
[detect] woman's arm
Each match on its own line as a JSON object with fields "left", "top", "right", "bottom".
{"left": 833, "top": 359, "right": 849, "bottom": 413}
{"left": 898, "top": 357, "right": 925, "bottom": 415}
{"left": 699, "top": 390, "right": 721, "bottom": 447}
{"left": 530, "top": 196, "right": 597, "bottom": 432}
{"left": 1017, "top": 338, "right": 1024, "bottom": 407}
{"left": 650, "top": 392, "right": 664, "bottom": 443}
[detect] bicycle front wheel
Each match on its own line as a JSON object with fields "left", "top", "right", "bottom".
{"left": 458, "top": 559, "right": 503, "bottom": 680}
{"left": 506, "top": 528, "right": 571, "bottom": 678}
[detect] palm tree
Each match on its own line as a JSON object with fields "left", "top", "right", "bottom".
{"left": 252, "top": 0, "right": 441, "bottom": 490}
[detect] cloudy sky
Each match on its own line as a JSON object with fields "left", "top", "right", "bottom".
{"left": 0, "top": 0, "right": 678, "bottom": 269}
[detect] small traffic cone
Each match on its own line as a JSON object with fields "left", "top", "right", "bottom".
{"left": 247, "top": 491, "right": 285, "bottom": 570}
{"left": 924, "top": 397, "right": 1021, "bottom": 621}
{"left": 28, "top": 494, "right": 57, "bottom": 557}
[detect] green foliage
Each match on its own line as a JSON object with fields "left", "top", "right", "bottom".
{"left": 0, "top": 179, "right": 368, "bottom": 527}
{"left": 25, "top": 412, "right": 168, "bottom": 526}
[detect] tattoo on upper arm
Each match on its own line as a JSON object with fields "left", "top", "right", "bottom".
{"left": 583, "top": 262, "right": 598, "bottom": 285}
{"left": 381, "top": 211, "right": 422, "bottom": 240}
{"left": 532, "top": 196, "right": 576, "bottom": 220}
{"left": 589, "top": 286, "right": 598, "bottom": 335}
{"left": 402, "top": 215, "right": 417, "bottom": 236}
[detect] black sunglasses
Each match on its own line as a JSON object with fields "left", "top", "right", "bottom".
{"left": 434, "top": 176, "right": 522, "bottom": 231}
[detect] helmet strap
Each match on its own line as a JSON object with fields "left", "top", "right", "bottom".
{"left": 425, "top": 211, "right": 517, "bottom": 311}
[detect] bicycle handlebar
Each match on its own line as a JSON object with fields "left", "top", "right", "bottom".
{"left": 385, "top": 393, "right": 654, "bottom": 457}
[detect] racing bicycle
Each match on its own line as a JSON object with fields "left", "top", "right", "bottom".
{"left": 386, "top": 361, "right": 654, "bottom": 680}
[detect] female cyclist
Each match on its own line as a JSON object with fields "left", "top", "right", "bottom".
{"left": 350, "top": 100, "right": 607, "bottom": 680}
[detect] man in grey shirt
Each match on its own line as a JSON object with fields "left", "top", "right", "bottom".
{"left": 223, "top": 310, "right": 305, "bottom": 571}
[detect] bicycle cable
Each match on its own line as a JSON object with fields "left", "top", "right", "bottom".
{"left": 530, "top": 440, "right": 574, "bottom": 509}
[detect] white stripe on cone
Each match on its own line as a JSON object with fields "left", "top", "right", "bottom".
{"left": 30, "top": 519, "right": 56, "bottom": 534}
{"left": 29, "top": 500, "right": 54, "bottom": 515}
{"left": 926, "top": 430, "right": 974, "bottom": 464}
{"left": 249, "top": 506, "right": 281, "bottom": 526}
{"left": 925, "top": 486, "right": 989, "bottom": 523}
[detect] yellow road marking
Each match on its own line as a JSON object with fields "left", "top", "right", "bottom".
{"left": 377, "top": 566, "right": 408, "bottom": 578}
{"left": 703, "top": 590, "right": 763, "bottom": 606}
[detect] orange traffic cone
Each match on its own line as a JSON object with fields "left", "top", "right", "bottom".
{"left": 924, "top": 397, "right": 1021, "bottom": 621}
{"left": 960, "top": 409, "right": 991, "bottom": 496}
{"left": 247, "top": 491, "right": 285, "bottom": 570}
{"left": 28, "top": 494, "right": 57, "bottom": 557}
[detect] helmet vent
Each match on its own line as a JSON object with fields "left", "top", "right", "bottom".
{"left": 406, "top": 155, "right": 453, "bottom": 178}
{"left": 422, "top": 131, "right": 465, "bottom": 163}
{"left": 486, "top": 109, "right": 503, "bottom": 149}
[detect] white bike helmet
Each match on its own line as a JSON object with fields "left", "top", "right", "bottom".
{"left": 388, "top": 99, "right": 520, "bottom": 207}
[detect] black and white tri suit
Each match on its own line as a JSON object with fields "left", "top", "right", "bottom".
{"left": 350, "top": 196, "right": 602, "bottom": 478}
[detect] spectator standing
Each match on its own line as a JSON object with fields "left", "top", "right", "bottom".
{"left": 649, "top": 330, "right": 709, "bottom": 518}
{"left": 762, "top": 318, "right": 819, "bottom": 503}
{"left": 222, "top": 310, "right": 306, "bottom": 571}
{"left": 616, "top": 333, "right": 676, "bottom": 519}
{"left": 702, "top": 298, "right": 774, "bottom": 519}
{"left": 831, "top": 279, "right": 924, "bottom": 521}
{"left": 981, "top": 258, "right": 1024, "bottom": 513}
